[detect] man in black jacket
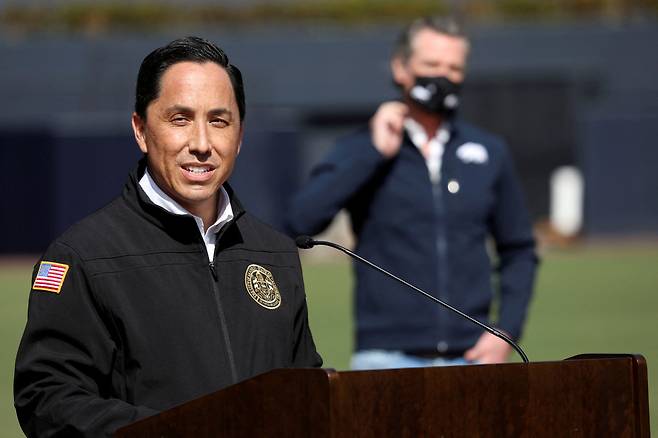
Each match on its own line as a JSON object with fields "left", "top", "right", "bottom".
{"left": 15, "top": 36, "right": 322, "bottom": 437}
{"left": 288, "top": 17, "right": 537, "bottom": 369}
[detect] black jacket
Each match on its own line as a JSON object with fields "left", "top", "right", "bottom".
{"left": 288, "top": 120, "right": 537, "bottom": 355}
{"left": 15, "top": 161, "right": 322, "bottom": 437}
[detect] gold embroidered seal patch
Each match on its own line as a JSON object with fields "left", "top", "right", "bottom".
{"left": 244, "top": 264, "right": 281, "bottom": 310}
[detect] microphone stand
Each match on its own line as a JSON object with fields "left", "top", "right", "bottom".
{"left": 298, "top": 236, "right": 529, "bottom": 363}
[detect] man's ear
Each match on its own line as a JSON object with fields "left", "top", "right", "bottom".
{"left": 390, "top": 56, "right": 409, "bottom": 87}
{"left": 131, "top": 113, "right": 148, "bottom": 154}
{"left": 237, "top": 124, "right": 244, "bottom": 155}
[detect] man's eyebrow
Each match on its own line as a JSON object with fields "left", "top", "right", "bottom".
{"left": 208, "top": 107, "right": 234, "bottom": 118}
{"left": 164, "top": 105, "right": 194, "bottom": 114}
{"left": 163, "top": 105, "right": 233, "bottom": 118}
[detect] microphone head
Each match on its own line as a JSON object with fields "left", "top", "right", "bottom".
{"left": 295, "top": 235, "right": 315, "bottom": 249}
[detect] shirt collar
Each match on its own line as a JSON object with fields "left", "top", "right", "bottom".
{"left": 138, "top": 168, "right": 234, "bottom": 232}
{"left": 403, "top": 117, "right": 452, "bottom": 149}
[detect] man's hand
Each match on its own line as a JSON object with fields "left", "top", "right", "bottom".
{"left": 370, "top": 101, "right": 408, "bottom": 158}
{"left": 464, "top": 332, "right": 513, "bottom": 364}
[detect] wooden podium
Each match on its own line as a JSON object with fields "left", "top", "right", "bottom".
{"left": 115, "top": 354, "right": 649, "bottom": 437}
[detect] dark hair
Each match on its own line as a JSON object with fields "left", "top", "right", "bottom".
{"left": 134, "top": 36, "right": 245, "bottom": 122}
{"left": 392, "top": 16, "right": 468, "bottom": 61}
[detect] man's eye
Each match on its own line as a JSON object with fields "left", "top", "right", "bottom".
{"left": 211, "top": 119, "right": 229, "bottom": 127}
{"left": 171, "top": 116, "right": 189, "bottom": 125}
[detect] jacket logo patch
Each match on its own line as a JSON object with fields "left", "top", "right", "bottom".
{"left": 244, "top": 264, "right": 281, "bottom": 310}
{"left": 456, "top": 142, "right": 488, "bottom": 164}
{"left": 33, "top": 261, "right": 69, "bottom": 294}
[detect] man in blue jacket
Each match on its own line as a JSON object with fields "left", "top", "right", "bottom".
{"left": 288, "top": 17, "right": 537, "bottom": 368}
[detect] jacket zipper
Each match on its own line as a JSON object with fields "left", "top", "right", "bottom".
{"left": 432, "top": 172, "right": 450, "bottom": 351}
{"left": 209, "top": 261, "right": 238, "bottom": 384}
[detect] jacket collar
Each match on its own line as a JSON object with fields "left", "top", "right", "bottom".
{"left": 402, "top": 116, "right": 463, "bottom": 151}
{"left": 122, "top": 157, "right": 246, "bottom": 234}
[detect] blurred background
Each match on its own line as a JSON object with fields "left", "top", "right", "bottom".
{"left": 1, "top": 0, "right": 657, "bottom": 436}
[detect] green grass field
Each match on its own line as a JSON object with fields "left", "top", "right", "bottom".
{"left": 2, "top": 243, "right": 657, "bottom": 436}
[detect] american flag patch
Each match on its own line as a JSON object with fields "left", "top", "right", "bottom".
{"left": 33, "top": 261, "right": 69, "bottom": 294}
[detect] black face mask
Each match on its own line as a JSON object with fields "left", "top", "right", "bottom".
{"left": 408, "top": 76, "right": 462, "bottom": 116}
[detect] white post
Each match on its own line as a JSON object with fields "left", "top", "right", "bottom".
{"left": 550, "top": 166, "right": 584, "bottom": 237}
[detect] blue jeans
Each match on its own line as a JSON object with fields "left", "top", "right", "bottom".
{"left": 351, "top": 349, "right": 473, "bottom": 370}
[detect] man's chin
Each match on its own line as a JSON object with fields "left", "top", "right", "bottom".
{"left": 171, "top": 185, "right": 219, "bottom": 208}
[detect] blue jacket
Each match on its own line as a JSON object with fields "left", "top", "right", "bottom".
{"left": 288, "top": 119, "right": 537, "bottom": 355}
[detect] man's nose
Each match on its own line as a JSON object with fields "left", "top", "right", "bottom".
{"left": 433, "top": 66, "right": 452, "bottom": 79}
{"left": 188, "top": 122, "right": 211, "bottom": 155}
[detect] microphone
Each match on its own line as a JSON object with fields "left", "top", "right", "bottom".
{"left": 295, "top": 235, "right": 529, "bottom": 363}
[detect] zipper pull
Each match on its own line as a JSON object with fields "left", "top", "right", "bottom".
{"left": 209, "top": 262, "right": 218, "bottom": 280}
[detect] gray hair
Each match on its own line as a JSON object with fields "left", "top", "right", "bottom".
{"left": 392, "top": 16, "right": 468, "bottom": 61}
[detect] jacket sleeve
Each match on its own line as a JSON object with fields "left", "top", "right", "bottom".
{"left": 489, "top": 144, "right": 539, "bottom": 340}
{"left": 14, "top": 242, "right": 157, "bottom": 438}
{"left": 287, "top": 129, "right": 388, "bottom": 236}
{"left": 289, "top": 252, "right": 323, "bottom": 368}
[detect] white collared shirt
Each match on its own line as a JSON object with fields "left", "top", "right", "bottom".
{"left": 138, "top": 169, "right": 234, "bottom": 262}
{"left": 404, "top": 118, "right": 451, "bottom": 184}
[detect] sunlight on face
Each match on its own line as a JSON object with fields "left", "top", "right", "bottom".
{"left": 132, "top": 61, "right": 243, "bottom": 218}
{"left": 393, "top": 29, "right": 469, "bottom": 91}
